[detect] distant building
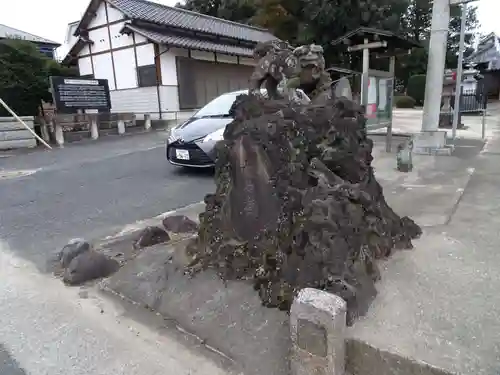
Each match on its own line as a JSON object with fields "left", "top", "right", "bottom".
{"left": 466, "top": 33, "right": 500, "bottom": 100}
{"left": 62, "top": 0, "right": 278, "bottom": 118}
{"left": 0, "top": 23, "right": 60, "bottom": 59}
{"left": 58, "top": 21, "right": 80, "bottom": 64}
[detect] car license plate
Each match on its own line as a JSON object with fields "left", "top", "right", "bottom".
{"left": 175, "top": 149, "right": 190, "bottom": 160}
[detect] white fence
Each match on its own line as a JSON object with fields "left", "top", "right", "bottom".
{"left": 0, "top": 116, "right": 36, "bottom": 150}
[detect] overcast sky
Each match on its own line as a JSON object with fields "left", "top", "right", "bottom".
{"left": 0, "top": 0, "right": 498, "bottom": 46}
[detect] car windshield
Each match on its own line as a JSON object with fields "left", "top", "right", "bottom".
{"left": 193, "top": 92, "right": 242, "bottom": 118}
{"left": 193, "top": 89, "right": 268, "bottom": 118}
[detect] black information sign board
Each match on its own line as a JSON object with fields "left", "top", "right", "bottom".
{"left": 50, "top": 76, "right": 111, "bottom": 113}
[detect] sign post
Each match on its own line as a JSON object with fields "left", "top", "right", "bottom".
{"left": 49, "top": 77, "right": 111, "bottom": 113}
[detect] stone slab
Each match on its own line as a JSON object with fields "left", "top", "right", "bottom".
{"left": 0, "top": 117, "right": 34, "bottom": 131}
{"left": 0, "top": 129, "right": 34, "bottom": 141}
{"left": 370, "top": 140, "right": 479, "bottom": 227}
{"left": 101, "top": 238, "right": 291, "bottom": 375}
{"left": 0, "top": 139, "right": 36, "bottom": 150}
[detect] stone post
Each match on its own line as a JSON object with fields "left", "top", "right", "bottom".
{"left": 144, "top": 114, "right": 152, "bottom": 131}
{"left": 117, "top": 116, "right": 126, "bottom": 135}
{"left": 90, "top": 115, "right": 99, "bottom": 140}
{"left": 290, "top": 288, "right": 347, "bottom": 375}
{"left": 54, "top": 120, "right": 64, "bottom": 148}
{"left": 40, "top": 120, "right": 50, "bottom": 143}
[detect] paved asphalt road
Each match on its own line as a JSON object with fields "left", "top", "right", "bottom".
{"left": 0, "top": 244, "right": 231, "bottom": 375}
{"left": 0, "top": 132, "right": 215, "bottom": 270}
{"left": 0, "top": 132, "right": 221, "bottom": 375}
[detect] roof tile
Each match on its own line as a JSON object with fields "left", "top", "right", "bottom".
{"left": 123, "top": 24, "right": 254, "bottom": 56}
{"left": 108, "top": 0, "right": 277, "bottom": 43}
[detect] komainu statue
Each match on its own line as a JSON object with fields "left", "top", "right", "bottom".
{"left": 186, "top": 40, "right": 422, "bottom": 325}
{"left": 248, "top": 41, "right": 333, "bottom": 104}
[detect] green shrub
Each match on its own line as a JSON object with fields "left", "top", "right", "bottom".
{"left": 406, "top": 74, "right": 426, "bottom": 106}
{"left": 394, "top": 95, "right": 416, "bottom": 108}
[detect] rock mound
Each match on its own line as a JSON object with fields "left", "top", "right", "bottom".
{"left": 187, "top": 94, "right": 421, "bottom": 324}
{"left": 162, "top": 215, "right": 199, "bottom": 233}
{"left": 134, "top": 226, "right": 171, "bottom": 249}
{"left": 52, "top": 238, "right": 120, "bottom": 285}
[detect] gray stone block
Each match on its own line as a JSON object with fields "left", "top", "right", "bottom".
{"left": 290, "top": 288, "right": 347, "bottom": 375}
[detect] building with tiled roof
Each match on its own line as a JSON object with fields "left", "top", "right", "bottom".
{"left": 0, "top": 23, "right": 60, "bottom": 59}
{"left": 466, "top": 33, "right": 500, "bottom": 100}
{"left": 63, "top": 0, "right": 278, "bottom": 116}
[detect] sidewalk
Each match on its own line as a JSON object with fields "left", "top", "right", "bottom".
{"left": 383, "top": 108, "right": 491, "bottom": 140}
{"left": 347, "top": 114, "right": 500, "bottom": 375}
{"left": 0, "top": 241, "right": 234, "bottom": 375}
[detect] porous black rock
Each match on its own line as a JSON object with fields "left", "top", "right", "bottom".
{"left": 134, "top": 226, "right": 171, "bottom": 249}
{"left": 162, "top": 215, "right": 199, "bottom": 233}
{"left": 63, "top": 250, "right": 120, "bottom": 285}
{"left": 187, "top": 94, "right": 422, "bottom": 324}
{"left": 59, "top": 238, "right": 91, "bottom": 268}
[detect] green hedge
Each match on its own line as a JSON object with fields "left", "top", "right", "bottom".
{"left": 394, "top": 95, "right": 416, "bottom": 108}
{"left": 407, "top": 74, "right": 426, "bottom": 106}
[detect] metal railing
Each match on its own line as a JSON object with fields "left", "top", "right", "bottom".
{"left": 444, "top": 87, "right": 488, "bottom": 139}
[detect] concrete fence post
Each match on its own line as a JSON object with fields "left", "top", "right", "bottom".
{"left": 290, "top": 288, "right": 347, "bottom": 375}
{"left": 117, "top": 116, "right": 126, "bottom": 135}
{"left": 54, "top": 120, "right": 64, "bottom": 148}
{"left": 38, "top": 118, "right": 50, "bottom": 143}
{"left": 144, "top": 114, "right": 152, "bottom": 131}
{"left": 90, "top": 115, "right": 99, "bottom": 140}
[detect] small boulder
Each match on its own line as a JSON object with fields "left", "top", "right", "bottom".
{"left": 59, "top": 238, "right": 91, "bottom": 268}
{"left": 134, "top": 226, "right": 171, "bottom": 249}
{"left": 162, "top": 215, "right": 199, "bottom": 233}
{"left": 63, "top": 250, "right": 120, "bottom": 286}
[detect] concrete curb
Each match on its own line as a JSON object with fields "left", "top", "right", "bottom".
{"left": 91, "top": 199, "right": 351, "bottom": 375}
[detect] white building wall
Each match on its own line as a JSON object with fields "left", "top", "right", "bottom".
{"left": 92, "top": 53, "right": 115, "bottom": 90}
{"left": 78, "top": 57, "right": 93, "bottom": 76}
{"left": 110, "top": 87, "right": 159, "bottom": 115}
{"left": 89, "top": 27, "right": 110, "bottom": 53}
{"left": 106, "top": 3, "right": 125, "bottom": 22}
{"left": 81, "top": 44, "right": 90, "bottom": 56}
{"left": 109, "top": 22, "right": 133, "bottom": 49}
{"left": 191, "top": 50, "right": 215, "bottom": 62}
{"left": 113, "top": 48, "right": 137, "bottom": 89}
{"left": 239, "top": 56, "right": 255, "bottom": 66}
{"left": 88, "top": 2, "right": 108, "bottom": 28}
{"left": 218, "top": 53, "right": 238, "bottom": 64}
{"left": 159, "top": 46, "right": 186, "bottom": 86}
{"left": 136, "top": 43, "right": 155, "bottom": 66}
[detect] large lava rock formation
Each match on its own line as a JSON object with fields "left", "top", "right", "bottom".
{"left": 186, "top": 94, "right": 421, "bottom": 324}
